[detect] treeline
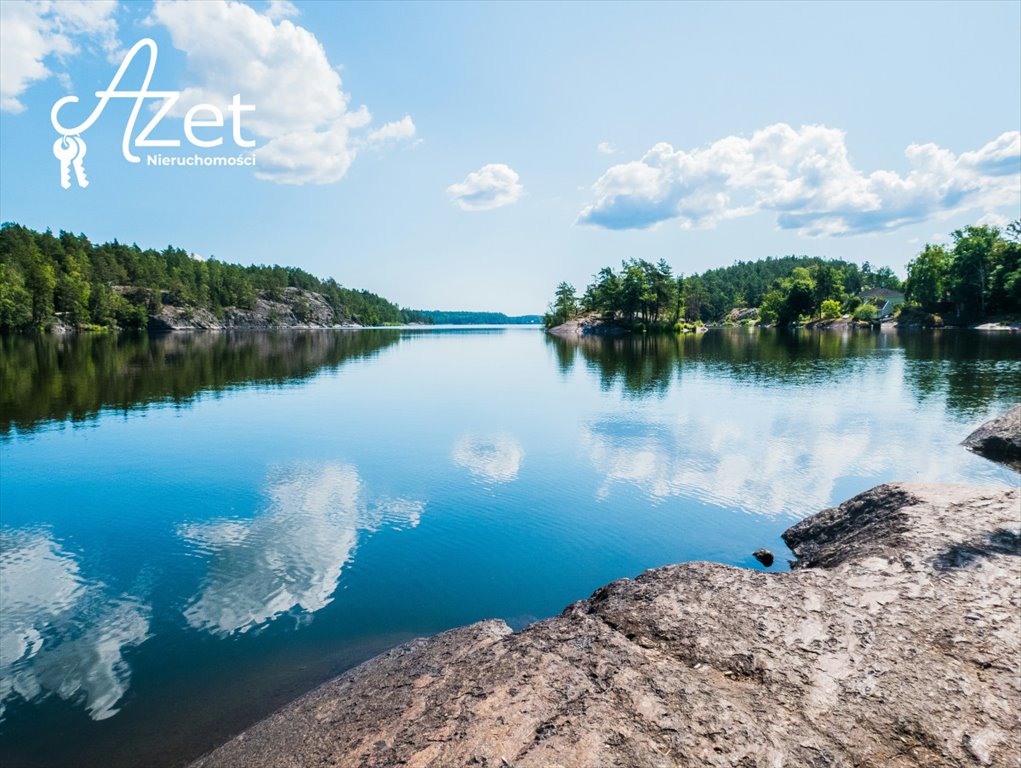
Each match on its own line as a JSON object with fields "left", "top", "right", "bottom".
{"left": 904, "top": 223, "right": 1021, "bottom": 320}
{"left": 687, "top": 257, "right": 900, "bottom": 323}
{"left": 415, "top": 310, "right": 542, "bottom": 325}
{"left": 545, "top": 255, "right": 901, "bottom": 328}
{"left": 0, "top": 223, "right": 424, "bottom": 331}
{"left": 545, "top": 220, "right": 1020, "bottom": 328}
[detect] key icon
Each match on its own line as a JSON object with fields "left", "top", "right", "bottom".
{"left": 71, "top": 136, "right": 89, "bottom": 188}
{"left": 53, "top": 135, "right": 77, "bottom": 189}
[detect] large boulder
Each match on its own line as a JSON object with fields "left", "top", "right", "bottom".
{"left": 962, "top": 405, "right": 1021, "bottom": 471}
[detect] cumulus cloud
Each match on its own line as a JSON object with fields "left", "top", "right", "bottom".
{"left": 368, "top": 115, "right": 417, "bottom": 145}
{"left": 264, "top": 0, "right": 299, "bottom": 21}
{"left": 447, "top": 164, "right": 524, "bottom": 211}
{"left": 0, "top": 529, "right": 150, "bottom": 722}
{"left": 579, "top": 124, "right": 1021, "bottom": 236}
{"left": 180, "top": 462, "right": 423, "bottom": 636}
{"left": 0, "top": 0, "right": 119, "bottom": 113}
{"left": 596, "top": 141, "right": 616, "bottom": 155}
{"left": 452, "top": 434, "right": 524, "bottom": 483}
{"left": 148, "top": 0, "right": 416, "bottom": 184}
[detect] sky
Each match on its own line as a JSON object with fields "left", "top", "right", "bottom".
{"left": 1, "top": 0, "right": 1019, "bottom": 314}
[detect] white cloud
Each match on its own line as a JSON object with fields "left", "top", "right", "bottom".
{"left": 180, "top": 463, "right": 423, "bottom": 636}
{"left": 148, "top": 0, "right": 415, "bottom": 185}
{"left": 976, "top": 211, "right": 1010, "bottom": 229}
{"left": 265, "top": 0, "right": 299, "bottom": 21}
{"left": 452, "top": 434, "right": 524, "bottom": 483}
{"left": 579, "top": 124, "right": 1021, "bottom": 236}
{"left": 368, "top": 115, "right": 418, "bottom": 146}
{"left": 447, "top": 163, "right": 524, "bottom": 211}
{"left": 0, "top": 0, "right": 118, "bottom": 113}
{"left": 596, "top": 141, "right": 616, "bottom": 155}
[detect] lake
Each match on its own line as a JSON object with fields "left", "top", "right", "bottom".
{"left": 1, "top": 327, "right": 1018, "bottom": 767}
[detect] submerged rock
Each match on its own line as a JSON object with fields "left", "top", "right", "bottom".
{"left": 962, "top": 404, "right": 1021, "bottom": 471}
{"left": 191, "top": 482, "right": 1021, "bottom": 768}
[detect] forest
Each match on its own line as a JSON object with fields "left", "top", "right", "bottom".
{"left": 3, "top": 220, "right": 1018, "bottom": 334}
{"left": 0, "top": 223, "right": 429, "bottom": 331}
{"left": 544, "top": 221, "right": 1021, "bottom": 329}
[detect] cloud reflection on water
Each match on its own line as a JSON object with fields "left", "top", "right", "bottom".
{"left": 180, "top": 463, "right": 424, "bottom": 636}
{"left": 452, "top": 434, "right": 524, "bottom": 483}
{"left": 0, "top": 530, "right": 150, "bottom": 721}
{"left": 582, "top": 395, "right": 983, "bottom": 519}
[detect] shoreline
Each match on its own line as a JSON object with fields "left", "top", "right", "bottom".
{"left": 189, "top": 411, "right": 1020, "bottom": 768}
{"left": 547, "top": 319, "right": 1021, "bottom": 337}
{"left": 13, "top": 317, "right": 1018, "bottom": 334}
{"left": 27, "top": 324, "right": 534, "bottom": 334}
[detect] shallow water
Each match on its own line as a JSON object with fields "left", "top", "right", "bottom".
{"left": 0, "top": 327, "right": 1017, "bottom": 767}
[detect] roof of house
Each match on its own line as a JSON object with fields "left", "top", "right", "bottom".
{"left": 861, "top": 288, "right": 905, "bottom": 300}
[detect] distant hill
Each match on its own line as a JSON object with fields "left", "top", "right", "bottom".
{"left": 0, "top": 222, "right": 424, "bottom": 331}
{"left": 413, "top": 310, "right": 542, "bottom": 325}
{"left": 0, "top": 221, "right": 546, "bottom": 332}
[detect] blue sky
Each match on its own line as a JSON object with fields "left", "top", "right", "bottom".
{"left": 1, "top": 0, "right": 1019, "bottom": 314}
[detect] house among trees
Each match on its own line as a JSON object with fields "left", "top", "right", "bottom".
{"left": 860, "top": 287, "right": 905, "bottom": 319}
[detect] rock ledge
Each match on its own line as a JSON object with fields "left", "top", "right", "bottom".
{"left": 547, "top": 314, "right": 629, "bottom": 337}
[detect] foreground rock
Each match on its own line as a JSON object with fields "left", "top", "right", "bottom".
{"left": 192, "top": 483, "right": 1021, "bottom": 768}
{"left": 962, "top": 404, "right": 1021, "bottom": 471}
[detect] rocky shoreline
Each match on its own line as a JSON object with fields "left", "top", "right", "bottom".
{"left": 547, "top": 314, "right": 1021, "bottom": 337}
{"left": 146, "top": 288, "right": 359, "bottom": 331}
{"left": 190, "top": 413, "right": 1020, "bottom": 768}
{"left": 44, "top": 287, "right": 365, "bottom": 332}
{"left": 546, "top": 314, "right": 632, "bottom": 338}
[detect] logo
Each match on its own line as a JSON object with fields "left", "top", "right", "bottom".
{"left": 50, "top": 38, "right": 256, "bottom": 189}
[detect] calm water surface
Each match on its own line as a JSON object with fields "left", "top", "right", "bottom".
{"left": 1, "top": 327, "right": 1018, "bottom": 767}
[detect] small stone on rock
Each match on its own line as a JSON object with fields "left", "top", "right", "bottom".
{"left": 753, "top": 549, "right": 775, "bottom": 567}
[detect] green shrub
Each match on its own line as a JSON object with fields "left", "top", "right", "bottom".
{"left": 110, "top": 292, "right": 149, "bottom": 329}
{"left": 820, "top": 299, "right": 842, "bottom": 319}
{"left": 852, "top": 304, "right": 878, "bottom": 322}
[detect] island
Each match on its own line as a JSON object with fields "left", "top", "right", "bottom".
{"left": 542, "top": 220, "right": 1020, "bottom": 333}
